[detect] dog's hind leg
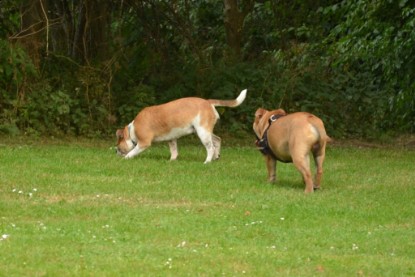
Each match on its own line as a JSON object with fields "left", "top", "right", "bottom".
{"left": 168, "top": 140, "right": 179, "bottom": 160}
{"left": 312, "top": 141, "right": 327, "bottom": 190}
{"left": 292, "top": 152, "right": 314, "bottom": 193}
{"left": 212, "top": 134, "right": 221, "bottom": 160}
{"left": 195, "top": 127, "right": 215, "bottom": 163}
{"left": 203, "top": 138, "right": 215, "bottom": 164}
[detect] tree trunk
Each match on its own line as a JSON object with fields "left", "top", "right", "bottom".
{"left": 223, "top": 0, "right": 254, "bottom": 62}
{"left": 18, "top": 0, "right": 47, "bottom": 68}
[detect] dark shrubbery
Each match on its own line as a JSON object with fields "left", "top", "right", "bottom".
{"left": 0, "top": 1, "right": 413, "bottom": 138}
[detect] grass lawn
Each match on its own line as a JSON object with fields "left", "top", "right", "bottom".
{"left": 1, "top": 136, "right": 414, "bottom": 276}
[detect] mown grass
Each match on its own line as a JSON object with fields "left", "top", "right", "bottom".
{"left": 1, "top": 137, "right": 414, "bottom": 276}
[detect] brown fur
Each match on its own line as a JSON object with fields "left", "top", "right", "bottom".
{"left": 116, "top": 90, "right": 247, "bottom": 163}
{"left": 253, "top": 108, "right": 331, "bottom": 193}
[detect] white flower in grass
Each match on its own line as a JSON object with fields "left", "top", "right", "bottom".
{"left": 1, "top": 234, "right": 10, "bottom": 241}
{"left": 177, "top": 241, "right": 186, "bottom": 248}
{"left": 352, "top": 243, "right": 359, "bottom": 250}
{"left": 246, "top": 221, "right": 263, "bottom": 226}
{"left": 165, "top": 258, "right": 173, "bottom": 269}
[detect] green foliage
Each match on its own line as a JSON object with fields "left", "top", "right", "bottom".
{"left": 322, "top": 0, "right": 415, "bottom": 132}
{"left": 0, "top": 39, "right": 38, "bottom": 135}
{"left": 0, "top": 50, "right": 114, "bottom": 137}
{"left": 0, "top": 0, "right": 413, "bottom": 138}
{"left": 0, "top": 0, "right": 21, "bottom": 37}
{"left": 259, "top": 43, "right": 392, "bottom": 138}
{"left": 0, "top": 39, "right": 37, "bottom": 93}
{"left": 116, "top": 84, "right": 156, "bottom": 125}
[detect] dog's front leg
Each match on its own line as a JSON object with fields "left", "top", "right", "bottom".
{"left": 265, "top": 155, "right": 277, "bottom": 183}
{"left": 168, "top": 140, "right": 178, "bottom": 160}
{"left": 125, "top": 144, "right": 148, "bottom": 159}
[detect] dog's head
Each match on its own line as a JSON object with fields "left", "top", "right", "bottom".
{"left": 115, "top": 124, "right": 136, "bottom": 156}
{"left": 253, "top": 108, "right": 286, "bottom": 138}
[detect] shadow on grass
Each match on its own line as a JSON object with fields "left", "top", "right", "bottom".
{"left": 271, "top": 178, "right": 305, "bottom": 191}
{"left": 247, "top": 174, "right": 305, "bottom": 191}
{"left": 120, "top": 148, "right": 205, "bottom": 163}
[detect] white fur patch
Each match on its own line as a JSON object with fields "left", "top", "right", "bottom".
{"left": 127, "top": 122, "right": 138, "bottom": 149}
{"left": 125, "top": 145, "right": 145, "bottom": 159}
{"left": 309, "top": 124, "right": 320, "bottom": 139}
{"left": 154, "top": 124, "right": 195, "bottom": 142}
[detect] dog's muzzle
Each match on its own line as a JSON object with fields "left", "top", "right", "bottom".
{"left": 115, "top": 147, "right": 126, "bottom": 156}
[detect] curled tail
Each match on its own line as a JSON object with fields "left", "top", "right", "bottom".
{"left": 208, "top": 89, "right": 247, "bottom": 107}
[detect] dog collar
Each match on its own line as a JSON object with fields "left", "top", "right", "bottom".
{"left": 255, "top": 114, "right": 285, "bottom": 161}
{"left": 269, "top": 114, "right": 285, "bottom": 123}
{"left": 128, "top": 123, "right": 137, "bottom": 147}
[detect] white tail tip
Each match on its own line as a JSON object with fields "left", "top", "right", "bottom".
{"left": 236, "top": 89, "right": 247, "bottom": 105}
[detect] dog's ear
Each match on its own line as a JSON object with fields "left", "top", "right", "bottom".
{"left": 116, "top": 129, "right": 124, "bottom": 139}
{"left": 275, "top": 109, "right": 287, "bottom": 116}
{"left": 255, "top": 108, "right": 267, "bottom": 119}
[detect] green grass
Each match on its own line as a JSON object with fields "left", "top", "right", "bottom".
{"left": 1, "top": 137, "right": 415, "bottom": 276}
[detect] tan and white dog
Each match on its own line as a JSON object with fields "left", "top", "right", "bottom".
{"left": 253, "top": 108, "right": 331, "bottom": 193}
{"left": 116, "top": 89, "right": 247, "bottom": 163}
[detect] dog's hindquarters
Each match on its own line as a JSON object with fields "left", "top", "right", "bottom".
{"left": 192, "top": 104, "right": 221, "bottom": 163}
{"left": 309, "top": 116, "right": 330, "bottom": 190}
{"left": 198, "top": 89, "right": 246, "bottom": 163}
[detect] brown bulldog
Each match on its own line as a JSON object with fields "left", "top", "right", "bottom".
{"left": 253, "top": 108, "right": 331, "bottom": 193}
{"left": 116, "top": 89, "right": 247, "bottom": 163}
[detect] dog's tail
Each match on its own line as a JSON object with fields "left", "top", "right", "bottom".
{"left": 208, "top": 89, "right": 247, "bottom": 107}
{"left": 309, "top": 115, "right": 332, "bottom": 144}
{"left": 316, "top": 123, "right": 332, "bottom": 145}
